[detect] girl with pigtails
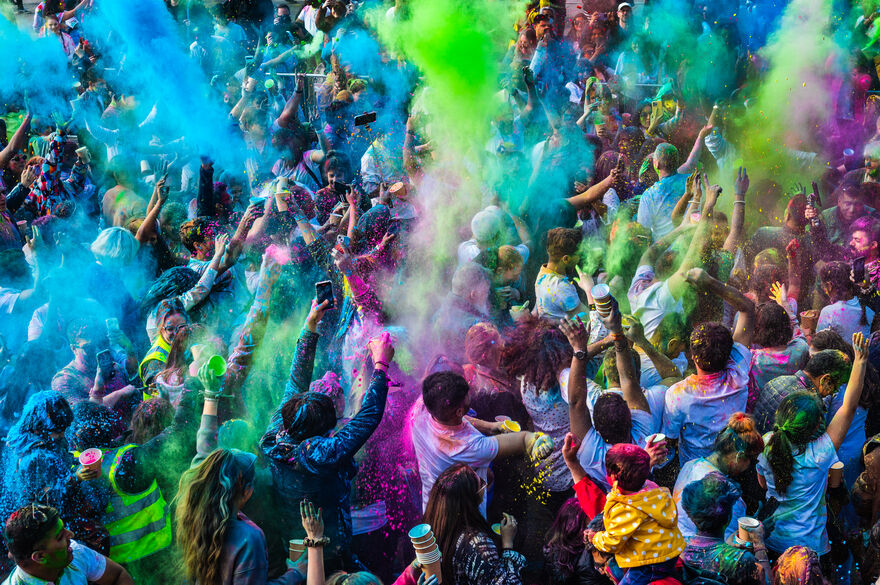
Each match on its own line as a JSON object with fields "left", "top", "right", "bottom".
{"left": 756, "top": 333, "right": 870, "bottom": 558}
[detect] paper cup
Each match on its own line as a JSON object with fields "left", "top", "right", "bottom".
{"left": 591, "top": 284, "right": 613, "bottom": 317}
{"left": 491, "top": 523, "right": 501, "bottom": 535}
{"left": 413, "top": 536, "right": 436, "bottom": 551}
{"left": 415, "top": 544, "right": 441, "bottom": 565}
{"left": 207, "top": 355, "right": 227, "bottom": 377}
{"left": 421, "top": 556, "right": 443, "bottom": 583}
{"left": 289, "top": 539, "right": 306, "bottom": 562}
{"left": 409, "top": 524, "right": 434, "bottom": 545}
{"left": 646, "top": 433, "right": 666, "bottom": 446}
{"left": 501, "top": 420, "right": 521, "bottom": 433}
{"left": 389, "top": 182, "right": 407, "bottom": 199}
{"left": 79, "top": 448, "right": 103, "bottom": 472}
{"left": 800, "top": 310, "right": 819, "bottom": 332}
{"left": 829, "top": 461, "right": 844, "bottom": 488}
{"left": 737, "top": 517, "right": 760, "bottom": 543}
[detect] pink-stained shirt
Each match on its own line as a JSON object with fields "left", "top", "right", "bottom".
{"left": 661, "top": 342, "right": 751, "bottom": 464}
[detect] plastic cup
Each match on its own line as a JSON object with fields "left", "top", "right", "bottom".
{"left": 737, "top": 517, "right": 760, "bottom": 543}
{"left": 79, "top": 448, "right": 103, "bottom": 472}
{"left": 289, "top": 539, "right": 306, "bottom": 562}
{"left": 501, "top": 420, "right": 521, "bottom": 433}
{"left": 646, "top": 434, "right": 672, "bottom": 467}
{"left": 207, "top": 355, "right": 227, "bottom": 377}
{"left": 491, "top": 523, "right": 501, "bottom": 535}
{"left": 415, "top": 543, "right": 441, "bottom": 565}
{"left": 800, "top": 310, "right": 819, "bottom": 332}
{"left": 494, "top": 415, "right": 511, "bottom": 423}
{"left": 829, "top": 461, "right": 844, "bottom": 488}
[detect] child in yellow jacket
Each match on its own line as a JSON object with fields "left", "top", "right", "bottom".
{"left": 588, "top": 443, "right": 685, "bottom": 585}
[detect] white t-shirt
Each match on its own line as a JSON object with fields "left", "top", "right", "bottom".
{"left": 627, "top": 265, "right": 682, "bottom": 339}
{"left": 535, "top": 266, "right": 580, "bottom": 321}
{"left": 757, "top": 433, "right": 839, "bottom": 555}
{"left": 817, "top": 297, "right": 873, "bottom": 343}
{"left": 410, "top": 398, "right": 499, "bottom": 515}
{"left": 3, "top": 540, "right": 106, "bottom": 585}
{"left": 576, "top": 407, "right": 654, "bottom": 491}
{"left": 661, "top": 342, "right": 751, "bottom": 465}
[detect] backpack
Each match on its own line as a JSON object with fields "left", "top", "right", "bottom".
{"left": 680, "top": 563, "right": 730, "bottom": 585}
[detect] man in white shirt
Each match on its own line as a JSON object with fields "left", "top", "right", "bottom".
{"left": 2, "top": 504, "right": 134, "bottom": 585}
{"left": 411, "top": 371, "right": 552, "bottom": 515}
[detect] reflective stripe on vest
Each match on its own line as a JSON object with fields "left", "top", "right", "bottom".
{"left": 139, "top": 339, "right": 170, "bottom": 401}
{"left": 103, "top": 444, "right": 172, "bottom": 563}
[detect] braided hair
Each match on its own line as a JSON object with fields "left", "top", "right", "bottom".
{"left": 765, "top": 391, "right": 826, "bottom": 494}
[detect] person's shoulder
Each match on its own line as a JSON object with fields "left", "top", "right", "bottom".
{"left": 69, "top": 540, "right": 107, "bottom": 580}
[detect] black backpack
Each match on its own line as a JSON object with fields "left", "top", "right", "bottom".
{"left": 681, "top": 563, "right": 730, "bottom": 585}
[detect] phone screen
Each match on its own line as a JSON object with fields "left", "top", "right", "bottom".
{"left": 97, "top": 350, "right": 115, "bottom": 381}
{"left": 854, "top": 257, "right": 867, "bottom": 283}
{"left": 315, "top": 280, "right": 335, "bottom": 309}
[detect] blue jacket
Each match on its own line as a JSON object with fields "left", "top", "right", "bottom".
{"left": 259, "top": 329, "right": 388, "bottom": 566}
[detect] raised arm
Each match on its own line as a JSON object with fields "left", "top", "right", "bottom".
{"left": 284, "top": 299, "right": 329, "bottom": 399}
{"left": 220, "top": 204, "right": 261, "bottom": 271}
{"left": 559, "top": 315, "right": 596, "bottom": 440}
{"left": 685, "top": 267, "right": 756, "bottom": 347}
{"left": 0, "top": 113, "right": 31, "bottom": 169}
{"left": 666, "top": 176, "right": 719, "bottom": 300}
{"left": 723, "top": 167, "right": 748, "bottom": 253}
{"left": 602, "top": 307, "right": 650, "bottom": 412}
{"left": 625, "top": 318, "right": 681, "bottom": 382}
{"left": 677, "top": 124, "right": 713, "bottom": 175}
{"left": 827, "top": 333, "right": 868, "bottom": 449}
{"left": 305, "top": 334, "right": 394, "bottom": 466}
{"left": 223, "top": 253, "right": 282, "bottom": 394}
{"left": 276, "top": 75, "right": 305, "bottom": 129}
{"left": 135, "top": 179, "right": 167, "bottom": 244}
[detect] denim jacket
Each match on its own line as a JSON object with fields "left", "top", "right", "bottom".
{"left": 259, "top": 329, "right": 388, "bottom": 566}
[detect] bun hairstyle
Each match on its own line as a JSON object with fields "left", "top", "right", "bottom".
{"left": 713, "top": 412, "right": 764, "bottom": 461}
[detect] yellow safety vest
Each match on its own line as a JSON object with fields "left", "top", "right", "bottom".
{"left": 138, "top": 337, "right": 171, "bottom": 401}
{"left": 102, "top": 444, "right": 173, "bottom": 563}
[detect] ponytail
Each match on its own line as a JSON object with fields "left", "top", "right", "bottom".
{"left": 765, "top": 392, "right": 825, "bottom": 494}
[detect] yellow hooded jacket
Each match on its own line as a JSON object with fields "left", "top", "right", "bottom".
{"left": 593, "top": 481, "right": 685, "bottom": 568}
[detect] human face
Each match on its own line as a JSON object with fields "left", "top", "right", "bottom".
{"left": 326, "top": 168, "right": 345, "bottom": 186}
{"left": 617, "top": 6, "right": 632, "bottom": 27}
{"left": 638, "top": 106, "right": 651, "bottom": 129}
{"left": 45, "top": 17, "right": 59, "bottom": 34}
{"left": 535, "top": 20, "right": 552, "bottom": 40}
{"left": 34, "top": 520, "right": 74, "bottom": 569}
{"left": 499, "top": 264, "right": 523, "bottom": 284}
{"left": 849, "top": 229, "right": 876, "bottom": 259}
{"left": 9, "top": 152, "right": 25, "bottom": 175}
{"left": 867, "top": 155, "right": 880, "bottom": 178}
{"left": 516, "top": 33, "right": 535, "bottom": 58}
{"left": 72, "top": 338, "right": 99, "bottom": 370}
{"left": 838, "top": 193, "right": 864, "bottom": 222}
{"left": 160, "top": 313, "right": 188, "bottom": 343}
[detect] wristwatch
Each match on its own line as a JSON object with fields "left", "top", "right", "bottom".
{"left": 574, "top": 350, "right": 587, "bottom": 361}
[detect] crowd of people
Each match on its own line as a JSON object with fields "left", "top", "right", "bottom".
{"left": 2, "top": 0, "right": 880, "bottom": 584}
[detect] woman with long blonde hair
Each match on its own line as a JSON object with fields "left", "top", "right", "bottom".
{"left": 175, "top": 448, "right": 326, "bottom": 585}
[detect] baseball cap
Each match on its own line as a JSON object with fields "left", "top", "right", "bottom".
{"left": 618, "top": 2, "right": 633, "bottom": 10}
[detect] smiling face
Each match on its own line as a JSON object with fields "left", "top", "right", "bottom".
{"left": 33, "top": 520, "right": 74, "bottom": 570}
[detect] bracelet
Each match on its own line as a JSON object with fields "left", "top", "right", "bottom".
{"left": 733, "top": 200, "right": 746, "bottom": 205}
{"left": 375, "top": 360, "right": 390, "bottom": 369}
{"left": 611, "top": 332, "right": 626, "bottom": 342}
{"left": 304, "top": 536, "right": 330, "bottom": 548}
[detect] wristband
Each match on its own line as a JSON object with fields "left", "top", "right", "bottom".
{"left": 611, "top": 332, "right": 626, "bottom": 342}
{"left": 303, "top": 536, "right": 329, "bottom": 548}
{"left": 374, "top": 360, "right": 390, "bottom": 369}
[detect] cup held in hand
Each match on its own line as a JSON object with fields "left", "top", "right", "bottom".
{"left": 79, "top": 448, "right": 102, "bottom": 471}
{"left": 799, "top": 310, "right": 819, "bottom": 332}
{"left": 737, "top": 517, "right": 760, "bottom": 543}
{"left": 829, "top": 461, "right": 844, "bottom": 488}
{"left": 501, "top": 420, "right": 521, "bottom": 433}
{"left": 591, "top": 284, "right": 614, "bottom": 317}
{"left": 207, "top": 354, "right": 227, "bottom": 377}
{"left": 289, "top": 539, "right": 306, "bottom": 562}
